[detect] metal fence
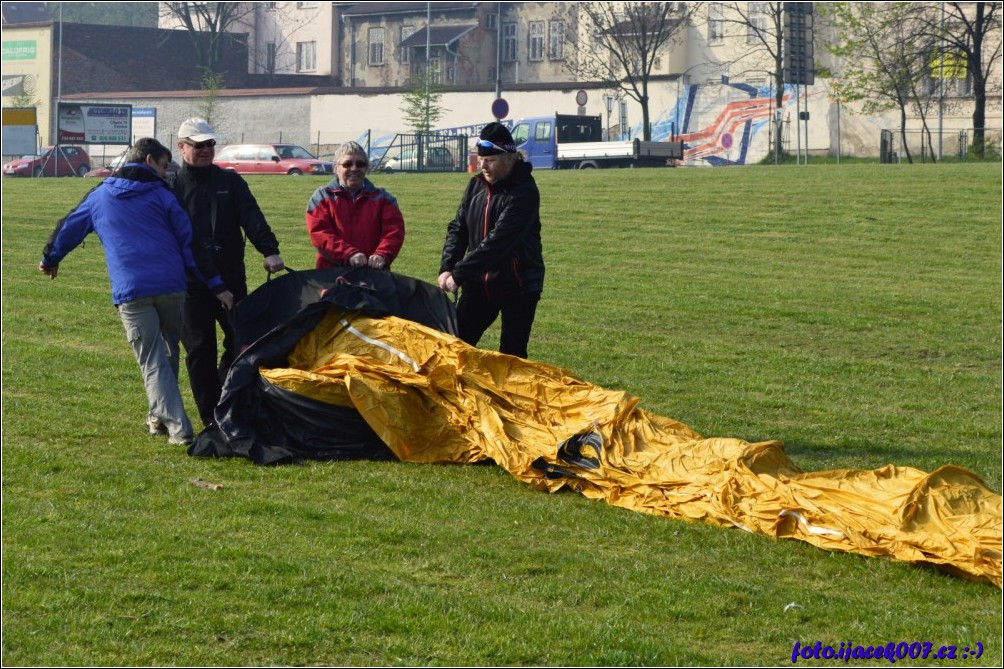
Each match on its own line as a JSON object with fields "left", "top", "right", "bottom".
{"left": 880, "top": 127, "right": 1002, "bottom": 163}
{"left": 368, "top": 133, "right": 470, "bottom": 173}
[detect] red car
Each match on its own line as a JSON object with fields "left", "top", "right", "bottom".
{"left": 84, "top": 154, "right": 180, "bottom": 179}
{"left": 3, "top": 146, "right": 91, "bottom": 177}
{"left": 213, "top": 143, "right": 332, "bottom": 176}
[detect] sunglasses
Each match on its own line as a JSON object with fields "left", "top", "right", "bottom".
{"left": 184, "top": 139, "right": 216, "bottom": 149}
{"left": 339, "top": 160, "right": 368, "bottom": 169}
{"left": 477, "top": 139, "right": 514, "bottom": 153}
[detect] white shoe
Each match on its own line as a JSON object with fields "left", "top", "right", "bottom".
{"left": 147, "top": 417, "right": 168, "bottom": 436}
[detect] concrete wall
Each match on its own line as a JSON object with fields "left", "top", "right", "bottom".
{"left": 60, "top": 90, "right": 313, "bottom": 166}
{"left": 310, "top": 80, "right": 905, "bottom": 165}
{"left": 62, "top": 76, "right": 994, "bottom": 168}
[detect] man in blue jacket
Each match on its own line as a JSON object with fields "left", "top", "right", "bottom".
{"left": 40, "top": 138, "right": 232, "bottom": 445}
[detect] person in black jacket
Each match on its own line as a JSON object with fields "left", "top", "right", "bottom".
{"left": 173, "top": 118, "right": 286, "bottom": 427}
{"left": 438, "top": 122, "right": 544, "bottom": 358}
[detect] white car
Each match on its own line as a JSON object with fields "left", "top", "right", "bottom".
{"left": 381, "top": 146, "right": 456, "bottom": 172}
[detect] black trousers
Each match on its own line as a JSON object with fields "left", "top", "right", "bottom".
{"left": 182, "top": 283, "right": 247, "bottom": 427}
{"left": 456, "top": 290, "right": 541, "bottom": 359}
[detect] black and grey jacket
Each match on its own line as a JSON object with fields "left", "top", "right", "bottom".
{"left": 173, "top": 163, "right": 280, "bottom": 290}
{"left": 439, "top": 160, "right": 545, "bottom": 299}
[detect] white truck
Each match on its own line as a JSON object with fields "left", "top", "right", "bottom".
{"left": 511, "top": 113, "right": 684, "bottom": 169}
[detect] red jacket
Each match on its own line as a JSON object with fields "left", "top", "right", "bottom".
{"left": 306, "top": 178, "right": 405, "bottom": 269}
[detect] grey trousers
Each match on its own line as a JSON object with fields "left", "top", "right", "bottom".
{"left": 117, "top": 292, "right": 193, "bottom": 441}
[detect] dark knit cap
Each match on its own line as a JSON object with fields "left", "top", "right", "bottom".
{"left": 477, "top": 122, "right": 517, "bottom": 156}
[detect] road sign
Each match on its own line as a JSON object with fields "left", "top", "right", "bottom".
{"left": 491, "top": 97, "right": 509, "bottom": 120}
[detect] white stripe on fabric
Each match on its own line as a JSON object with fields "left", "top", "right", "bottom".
{"left": 339, "top": 318, "right": 420, "bottom": 372}
{"left": 778, "top": 509, "right": 845, "bottom": 538}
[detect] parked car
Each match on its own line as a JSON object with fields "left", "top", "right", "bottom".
{"left": 3, "top": 146, "right": 90, "bottom": 177}
{"left": 84, "top": 154, "right": 180, "bottom": 179}
{"left": 214, "top": 143, "right": 332, "bottom": 175}
{"left": 381, "top": 146, "right": 456, "bottom": 172}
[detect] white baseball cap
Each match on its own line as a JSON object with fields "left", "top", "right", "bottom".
{"left": 177, "top": 117, "right": 219, "bottom": 143}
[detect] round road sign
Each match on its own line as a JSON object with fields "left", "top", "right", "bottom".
{"left": 491, "top": 97, "right": 509, "bottom": 120}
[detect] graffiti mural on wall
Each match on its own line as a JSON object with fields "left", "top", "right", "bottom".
{"left": 647, "top": 79, "right": 797, "bottom": 166}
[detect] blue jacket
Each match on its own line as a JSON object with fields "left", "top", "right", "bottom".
{"left": 42, "top": 164, "right": 223, "bottom": 304}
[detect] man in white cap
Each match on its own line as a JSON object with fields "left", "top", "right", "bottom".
{"left": 173, "top": 117, "right": 286, "bottom": 428}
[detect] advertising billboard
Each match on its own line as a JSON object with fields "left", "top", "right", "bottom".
{"left": 57, "top": 102, "right": 132, "bottom": 144}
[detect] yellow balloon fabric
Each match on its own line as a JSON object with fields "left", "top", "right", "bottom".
{"left": 260, "top": 310, "right": 1002, "bottom": 587}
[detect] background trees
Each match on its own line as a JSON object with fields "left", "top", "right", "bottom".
{"left": 160, "top": 2, "right": 255, "bottom": 76}
{"left": 824, "top": 3, "right": 941, "bottom": 164}
{"left": 824, "top": 2, "right": 1001, "bottom": 161}
{"left": 572, "top": 2, "right": 697, "bottom": 141}
{"left": 400, "top": 64, "right": 448, "bottom": 135}
{"left": 926, "top": 2, "right": 1002, "bottom": 157}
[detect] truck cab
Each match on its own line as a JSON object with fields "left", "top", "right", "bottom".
{"left": 511, "top": 114, "right": 603, "bottom": 170}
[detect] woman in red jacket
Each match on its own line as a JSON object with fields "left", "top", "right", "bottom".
{"left": 306, "top": 141, "right": 405, "bottom": 270}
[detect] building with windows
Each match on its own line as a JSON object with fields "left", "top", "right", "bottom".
{"left": 207, "top": 2, "right": 584, "bottom": 89}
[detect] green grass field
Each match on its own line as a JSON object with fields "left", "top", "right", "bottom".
{"left": 2, "top": 163, "right": 1001, "bottom": 666}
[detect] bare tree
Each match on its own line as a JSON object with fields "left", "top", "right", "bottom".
{"left": 702, "top": 2, "right": 788, "bottom": 159}
{"left": 824, "top": 3, "right": 940, "bottom": 163}
{"left": 572, "top": 2, "right": 697, "bottom": 141}
{"left": 918, "top": 2, "right": 1002, "bottom": 157}
{"left": 160, "top": 2, "right": 255, "bottom": 75}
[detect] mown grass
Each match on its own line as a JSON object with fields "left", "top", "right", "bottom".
{"left": 2, "top": 163, "right": 1001, "bottom": 666}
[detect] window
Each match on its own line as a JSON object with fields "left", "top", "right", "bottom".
{"left": 511, "top": 122, "right": 529, "bottom": 144}
{"left": 447, "top": 65, "right": 456, "bottom": 82}
{"left": 929, "top": 73, "right": 974, "bottom": 97}
{"left": 264, "top": 2, "right": 277, "bottom": 11}
{"left": 265, "top": 42, "right": 276, "bottom": 74}
{"left": 548, "top": 20, "right": 565, "bottom": 60}
{"left": 488, "top": 65, "right": 497, "bottom": 81}
{"left": 296, "top": 41, "right": 316, "bottom": 72}
{"left": 503, "top": 22, "right": 517, "bottom": 62}
{"left": 747, "top": 2, "right": 767, "bottom": 44}
{"left": 369, "top": 27, "right": 385, "bottom": 65}
{"left": 953, "top": 74, "right": 972, "bottom": 97}
{"left": 486, "top": 12, "right": 497, "bottom": 31}
{"left": 709, "top": 4, "right": 724, "bottom": 44}
{"left": 296, "top": 2, "right": 318, "bottom": 8}
{"left": 534, "top": 121, "right": 552, "bottom": 141}
{"left": 401, "top": 26, "right": 415, "bottom": 64}
{"left": 429, "top": 58, "right": 441, "bottom": 84}
{"left": 528, "top": 21, "right": 544, "bottom": 61}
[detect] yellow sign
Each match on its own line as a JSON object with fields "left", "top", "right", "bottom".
{"left": 2, "top": 107, "right": 37, "bottom": 125}
{"left": 930, "top": 52, "right": 967, "bottom": 79}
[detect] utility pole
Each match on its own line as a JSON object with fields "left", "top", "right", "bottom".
{"left": 495, "top": 2, "right": 502, "bottom": 100}
{"left": 425, "top": 2, "right": 431, "bottom": 132}
{"left": 937, "top": 1, "right": 945, "bottom": 161}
